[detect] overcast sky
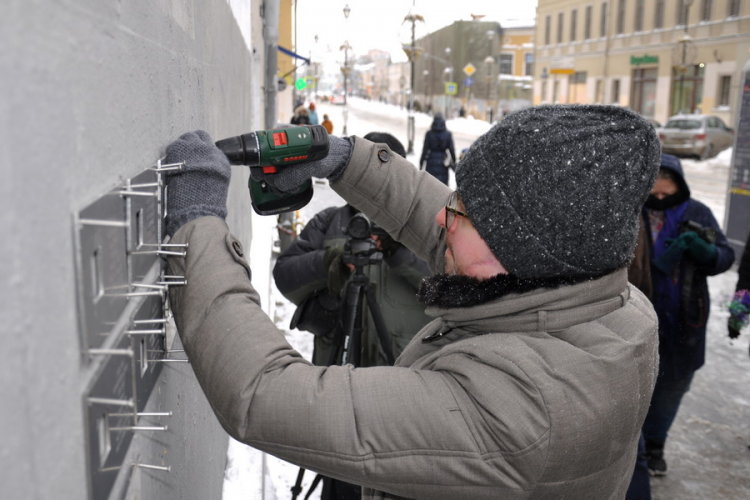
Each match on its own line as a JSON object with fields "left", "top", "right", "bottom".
{"left": 295, "top": 0, "right": 538, "bottom": 65}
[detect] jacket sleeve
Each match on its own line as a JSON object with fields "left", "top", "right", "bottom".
{"left": 331, "top": 136, "right": 450, "bottom": 275}
{"left": 419, "top": 132, "right": 430, "bottom": 166}
{"left": 166, "top": 217, "right": 512, "bottom": 498}
{"left": 447, "top": 133, "right": 456, "bottom": 165}
{"left": 272, "top": 207, "right": 338, "bottom": 304}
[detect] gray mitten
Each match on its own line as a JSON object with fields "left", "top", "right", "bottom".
{"left": 164, "top": 130, "right": 231, "bottom": 237}
{"left": 250, "top": 135, "right": 353, "bottom": 193}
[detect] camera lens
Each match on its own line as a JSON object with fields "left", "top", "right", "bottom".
{"left": 348, "top": 213, "right": 372, "bottom": 239}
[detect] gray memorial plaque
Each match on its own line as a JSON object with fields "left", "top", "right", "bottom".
{"left": 130, "top": 293, "right": 166, "bottom": 412}
{"left": 75, "top": 191, "right": 129, "bottom": 352}
{"left": 85, "top": 334, "right": 136, "bottom": 500}
{"left": 126, "top": 169, "right": 161, "bottom": 284}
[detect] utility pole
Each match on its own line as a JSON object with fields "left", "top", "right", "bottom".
{"left": 402, "top": 9, "right": 424, "bottom": 155}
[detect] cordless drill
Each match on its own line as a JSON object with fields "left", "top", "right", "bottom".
{"left": 215, "top": 125, "right": 329, "bottom": 215}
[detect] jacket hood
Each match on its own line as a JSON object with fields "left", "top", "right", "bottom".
{"left": 431, "top": 117, "right": 446, "bottom": 132}
{"left": 659, "top": 153, "right": 691, "bottom": 198}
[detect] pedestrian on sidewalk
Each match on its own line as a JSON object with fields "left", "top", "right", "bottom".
{"left": 419, "top": 113, "right": 456, "bottom": 185}
{"left": 308, "top": 102, "right": 319, "bottom": 125}
{"left": 161, "top": 105, "right": 662, "bottom": 499}
{"left": 640, "top": 153, "right": 735, "bottom": 477}
{"left": 321, "top": 114, "right": 333, "bottom": 134}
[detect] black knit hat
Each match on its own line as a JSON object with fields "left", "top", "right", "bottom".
{"left": 455, "top": 104, "right": 661, "bottom": 279}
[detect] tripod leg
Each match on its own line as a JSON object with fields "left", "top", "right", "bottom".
{"left": 341, "top": 282, "right": 363, "bottom": 366}
{"left": 364, "top": 284, "right": 396, "bottom": 365}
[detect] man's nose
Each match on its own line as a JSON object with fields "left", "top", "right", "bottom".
{"left": 435, "top": 207, "right": 447, "bottom": 228}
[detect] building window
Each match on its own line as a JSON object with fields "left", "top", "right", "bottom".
{"left": 571, "top": 9, "right": 578, "bottom": 41}
{"left": 612, "top": 79, "right": 621, "bottom": 104}
{"left": 525, "top": 53, "right": 534, "bottom": 76}
{"left": 545, "top": 15, "right": 551, "bottom": 45}
{"left": 631, "top": 68, "right": 658, "bottom": 117}
{"left": 500, "top": 54, "right": 514, "bottom": 75}
{"left": 600, "top": 2, "right": 609, "bottom": 37}
{"left": 701, "top": 0, "right": 713, "bottom": 20}
{"left": 671, "top": 64, "right": 705, "bottom": 114}
{"left": 654, "top": 0, "right": 665, "bottom": 28}
{"left": 557, "top": 12, "right": 564, "bottom": 43}
{"left": 677, "top": 0, "right": 688, "bottom": 26}
{"left": 634, "top": 0, "right": 645, "bottom": 31}
{"left": 728, "top": 0, "right": 740, "bottom": 16}
{"left": 542, "top": 80, "right": 548, "bottom": 101}
{"left": 718, "top": 75, "right": 731, "bottom": 106}
{"left": 585, "top": 6, "right": 593, "bottom": 39}
{"left": 553, "top": 79, "right": 561, "bottom": 103}
{"left": 616, "top": 0, "right": 626, "bottom": 34}
{"left": 596, "top": 79, "right": 604, "bottom": 102}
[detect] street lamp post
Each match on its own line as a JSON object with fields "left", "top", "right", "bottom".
{"left": 444, "top": 47, "right": 452, "bottom": 117}
{"left": 672, "top": 0, "right": 696, "bottom": 114}
{"left": 341, "top": 4, "right": 351, "bottom": 135}
{"left": 402, "top": 10, "right": 425, "bottom": 155}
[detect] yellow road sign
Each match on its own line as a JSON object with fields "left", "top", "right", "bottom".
{"left": 463, "top": 63, "right": 476, "bottom": 76}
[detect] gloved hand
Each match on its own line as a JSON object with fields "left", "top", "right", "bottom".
{"left": 324, "top": 247, "right": 351, "bottom": 296}
{"left": 728, "top": 290, "right": 750, "bottom": 340}
{"left": 250, "top": 135, "right": 354, "bottom": 193}
{"left": 728, "top": 320, "right": 741, "bottom": 340}
{"left": 164, "top": 130, "right": 231, "bottom": 237}
{"left": 684, "top": 232, "right": 717, "bottom": 263}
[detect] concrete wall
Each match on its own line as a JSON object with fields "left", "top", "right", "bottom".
{"left": 0, "top": 1, "right": 265, "bottom": 498}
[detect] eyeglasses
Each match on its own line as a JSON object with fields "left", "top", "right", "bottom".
{"left": 445, "top": 191, "right": 469, "bottom": 230}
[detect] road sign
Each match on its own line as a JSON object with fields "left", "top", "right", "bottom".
{"left": 463, "top": 63, "right": 476, "bottom": 76}
{"left": 445, "top": 82, "right": 458, "bottom": 95}
{"left": 305, "top": 77, "right": 315, "bottom": 87}
{"left": 464, "top": 76, "right": 474, "bottom": 87}
{"left": 295, "top": 78, "right": 307, "bottom": 90}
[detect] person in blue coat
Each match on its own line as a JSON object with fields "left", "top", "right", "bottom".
{"left": 641, "top": 153, "right": 735, "bottom": 476}
{"left": 419, "top": 113, "right": 455, "bottom": 185}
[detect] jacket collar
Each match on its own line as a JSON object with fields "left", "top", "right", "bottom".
{"left": 426, "top": 269, "right": 630, "bottom": 334}
{"left": 397, "top": 269, "right": 631, "bottom": 367}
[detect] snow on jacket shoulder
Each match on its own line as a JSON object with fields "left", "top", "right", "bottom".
{"left": 166, "top": 137, "right": 659, "bottom": 500}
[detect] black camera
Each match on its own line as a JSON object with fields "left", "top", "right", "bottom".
{"left": 343, "top": 213, "right": 387, "bottom": 257}
{"left": 679, "top": 220, "right": 717, "bottom": 244}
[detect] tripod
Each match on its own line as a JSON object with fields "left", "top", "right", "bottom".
{"left": 291, "top": 240, "right": 395, "bottom": 500}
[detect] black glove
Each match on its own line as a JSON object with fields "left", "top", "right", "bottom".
{"left": 683, "top": 232, "right": 717, "bottom": 263}
{"left": 164, "top": 130, "right": 231, "bottom": 237}
{"left": 728, "top": 321, "right": 741, "bottom": 340}
{"left": 324, "top": 247, "right": 351, "bottom": 296}
{"left": 250, "top": 135, "right": 354, "bottom": 193}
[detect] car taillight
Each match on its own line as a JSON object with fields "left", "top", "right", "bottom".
{"left": 659, "top": 133, "right": 666, "bottom": 140}
{"left": 694, "top": 133, "right": 706, "bottom": 140}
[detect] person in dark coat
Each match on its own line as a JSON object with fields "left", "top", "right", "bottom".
{"left": 272, "top": 132, "right": 431, "bottom": 500}
{"left": 640, "top": 153, "right": 735, "bottom": 476}
{"left": 419, "top": 114, "right": 456, "bottom": 185}
{"left": 728, "top": 229, "right": 750, "bottom": 343}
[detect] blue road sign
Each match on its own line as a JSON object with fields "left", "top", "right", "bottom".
{"left": 464, "top": 76, "right": 474, "bottom": 87}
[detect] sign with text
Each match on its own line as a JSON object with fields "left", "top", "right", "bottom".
{"left": 631, "top": 54, "right": 659, "bottom": 65}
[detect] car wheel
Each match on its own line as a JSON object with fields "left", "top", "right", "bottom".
{"left": 700, "top": 143, "right": 715, "bottom": 161}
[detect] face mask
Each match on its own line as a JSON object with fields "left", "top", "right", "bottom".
{"left": 644, "top": 192, "right": 688, "bottom": 211}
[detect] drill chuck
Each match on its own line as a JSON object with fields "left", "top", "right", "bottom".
{"left": 215, "top": 133, "right": 261, "bottom": 167}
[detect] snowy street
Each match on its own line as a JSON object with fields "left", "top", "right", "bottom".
{"left": 229, "top": 99, "right": 750, "bottom": 500}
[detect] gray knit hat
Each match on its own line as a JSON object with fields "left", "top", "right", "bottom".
{"left": 455, "top": 104, "right": 660, "bottom": 279}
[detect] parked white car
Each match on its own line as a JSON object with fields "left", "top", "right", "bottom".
{"left": 658, "top": 114, "right": 734, "bottom": 160}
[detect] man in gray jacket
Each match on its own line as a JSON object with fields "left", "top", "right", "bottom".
{"left": 163, "top": 105, "right": 661, "bottom": 499}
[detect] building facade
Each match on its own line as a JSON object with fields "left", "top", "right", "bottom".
{"left": 534, "top": 0, "right": 750, "bottom": 126}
